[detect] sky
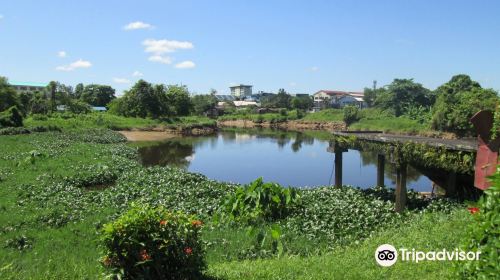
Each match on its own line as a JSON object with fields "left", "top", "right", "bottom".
{"left": 1, "top": 0, "right": 500, "bottom": 96}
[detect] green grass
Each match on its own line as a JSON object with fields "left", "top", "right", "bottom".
{"left": 302, "top": 109, "right": 344, "bottom": 122}
{"left": 349, "top": 117, "right": 429, "bottom": 133}
{"left": 23, "top": 112, "right": 216, "bottom": 131}
{"left": 208, "top": 209, "right": 471, "bottom": 280}
{"left": 218, "top": 110, "right": 299, "bottom": 122}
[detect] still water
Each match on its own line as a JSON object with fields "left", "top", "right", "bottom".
{"left": 135, "top": 129, "right": 433, "bottom": 191}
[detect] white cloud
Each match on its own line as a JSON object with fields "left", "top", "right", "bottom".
{"left": 148, "top": 55, "right": 172, "bottom": 64}
{"left": 113, "top": 77, "right": 131, "bottom": 84}
{"left": 310, "top": 66, "right": 319, "bottom": 72}
{"left": 56, "top": 59, "right": 92, "bottom": 71}
{"left": 132, "top": 71, "right": 143, "bottom": 77}
{"left": 142, "top": 39, "right": 193, "bottom": 55}
{"left": 175, "top": 60, "right": 196, "bottom": 69}
{"left": 123, "top": 21, "right": 154, "bottom": 30}
{"left": 57, "top": 51, "right": 67, "bottom": 58}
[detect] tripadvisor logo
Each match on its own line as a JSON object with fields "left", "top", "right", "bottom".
{"left": 375, "top": 244, "right": 481, "bottom": 267}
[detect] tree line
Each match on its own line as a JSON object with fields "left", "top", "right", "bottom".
{"left": 363, "top": 75, "right": 498, "bottom": 135}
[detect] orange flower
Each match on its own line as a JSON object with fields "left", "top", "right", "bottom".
{"left": 160, "top": 220, "right": 167, "bottom": 226}
{"left": 103, "top": 256, "right": 113, "bottom": 267}
{"left": 468, "top": 207, "right": 479, "bottom": 214}
{"left": 191, "top": 220, "right": 203, "bottom": 227}
{"left": 140, "top": 249, "right": 151, "bottom": 261}
{"left": 184, "top": 247, "right": 193, "bottom": 255}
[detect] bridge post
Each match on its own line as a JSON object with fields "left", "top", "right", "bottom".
{"left": 334, "top": 150, "right": 343, "bottom": 187}
{"left": 395, "top": 163, "right": 407, "bottom": 213}
{"left": 446, "top": 171, "right": 457, "bottom": 197}
{"left": 377, "top": 154, "right": 385, "bottom": 186}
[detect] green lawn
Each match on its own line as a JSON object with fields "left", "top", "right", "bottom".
{"left": 302, "top": 109, "right": 344, "bottom": 122}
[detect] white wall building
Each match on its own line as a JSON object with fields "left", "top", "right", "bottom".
{"left": 230, "top": 84, "right": 253, "bottom": 98}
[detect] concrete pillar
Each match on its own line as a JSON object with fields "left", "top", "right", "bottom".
{"left": 395, "top": 163, "right": 407, "bottom": 213}
{"left": 334, "top": 151, "right": 343, "bottom": 187}
{"left": 446, "top": 171, "right": 457, "bottom": 197}
{"left": 377, "top": 154, "right": 385, "bottom": 186}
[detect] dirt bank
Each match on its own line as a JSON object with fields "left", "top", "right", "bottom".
{"left": 217, "top": 120, "right": 346, "bottom": 131}
{"left": 119, "top": 131, "right": 178, "bottom": 141}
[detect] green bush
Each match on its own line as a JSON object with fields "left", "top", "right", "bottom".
{"left": 219, "top": 178, "right": 300, "bottom": 224}
{"left": 0, "top": 106, "right": 23, "bottom": 127}
{"left": 342, "top": 105, "right": 359, "bottom": 126}
{"left": 101, "top": 204, "right": 206, "bottom": 280}
{"left": 458, "top": 170, "right": 500, "bottom": 279}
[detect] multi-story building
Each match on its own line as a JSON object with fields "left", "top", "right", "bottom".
{"left": 313, "top": 90, "right": 364, "bottom": 109}
{"left": 10, "top": 81, "right": 48, "bottom": 93}
{"left": 230, "top": 84, "right": 252, "bottom": 98}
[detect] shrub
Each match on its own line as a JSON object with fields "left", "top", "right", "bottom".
{"left": 458, "top": 169, "right": 500, "bottom": 279}
{"left": 219, "top": 178, "right": 300, "bottom": 224}
{"left": 0, "top": 106, "right": 23, "bottom": 127}
{"left": 342, "top": 105, "right": 359, "bottom": 126}
{"left": 100, "top": 204, "right": 206, "bottom": 280}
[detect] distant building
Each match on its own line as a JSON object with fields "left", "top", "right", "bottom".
{"left": 337, "top": 94, "right": 367, "bottom": 109}
{"left": 92, "top": 106, "right": 107, "bottom": 112}
{"left": 9, "top": 81, "right": 48, "bottom": 93}
{"left": 230, "top": 84, "right": 252, "bottom": 98}
{"left": 215, "top": 95, "right": 236, "bottom": 102}
{"left": 313, "top": 90, "right": 364, "bottom": 109}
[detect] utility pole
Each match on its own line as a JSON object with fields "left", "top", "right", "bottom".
{"left": 373, "top": 80, "right": 377, "bottom": 91}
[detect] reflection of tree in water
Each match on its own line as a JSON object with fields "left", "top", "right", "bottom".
{"left": 138, "top": 141, "right": 195, "bottom": 168}
{"left": 359, "top": 151, "right": 422, "bottom": 185}
{"left": 291, "top": 132, "right": 315, "bottom": 152}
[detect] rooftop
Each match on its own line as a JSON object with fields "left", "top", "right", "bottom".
{"left": 9, "top": 81, "right": 48, "bottom": 87}
{"left": 229, "top": 84, "right": 253, "bottom": 88}
{"left": 315, "top": 90, "right": 363, "bottom": 96}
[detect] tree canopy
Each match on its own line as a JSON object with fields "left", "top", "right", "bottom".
{"left": 80, "top": 84, "right": 116, "bottom": 107}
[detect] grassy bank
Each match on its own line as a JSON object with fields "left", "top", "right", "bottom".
{"left": 0, "top": 129, "right": 472, "bottom": 279}
{"left": 23, "top": 112, "right": 216, "bottom": 131}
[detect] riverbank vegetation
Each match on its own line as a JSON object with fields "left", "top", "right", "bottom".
{"left": 0, "top": 128, "right": 495, "bottom": 279}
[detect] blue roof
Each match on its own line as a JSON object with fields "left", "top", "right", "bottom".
{"left": 9, "top": 81, "right": 48, "bottom": 87}
{"left": 92, "top": 106, "right": 107, "bottom": 111}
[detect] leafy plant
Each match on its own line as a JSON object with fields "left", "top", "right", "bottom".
{"left": 457, "top": 169, "right": 500, "bottom": 279}
{"left": 342, "top": 105, "right": 359, "bottom": 126}
{"left": 219, "top": 178, "right": 300, "bottom": 224}
{"left": 100, "top": 204, "right": 206, "bottom": 280}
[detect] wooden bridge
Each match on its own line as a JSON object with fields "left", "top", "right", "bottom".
{"left": 329, "top": 131, "right": 478, "bottom": 212}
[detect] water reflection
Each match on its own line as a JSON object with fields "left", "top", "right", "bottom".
{"left": 135, "top": 129, "right": 433, "bottom": 191}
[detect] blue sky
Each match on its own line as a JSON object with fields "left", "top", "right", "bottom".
{"left": 1, "top": 0, "right": 499, "bottom": 95}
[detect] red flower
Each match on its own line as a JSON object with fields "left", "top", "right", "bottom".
{"left": 184, "top": 247, "right": 193, "bottom": 255}
{"left": 140, "top": 249, "right": 151, "bottom": 261}
{"left": 468, "top": 207, "right": 479, "bottom": 214}
{"left": 191, "top": 220, "right": 203, "bottom": 227}
{"left": 160, "top": 220, "right": 167, "bottom": 226}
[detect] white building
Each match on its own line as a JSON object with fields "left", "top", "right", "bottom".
{"left": 312, "top": 90, "right": 364, "bottom": 109}
{"left": 337, "top": 94, "right": 367, "bottom": 108}
{"left": 230, "top": 84, "right": 252, "bottom": 98}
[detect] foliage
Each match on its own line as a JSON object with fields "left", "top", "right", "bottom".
{"left": 192, "top": 94, "right": 217, "bottom": 115}
{"left": 67, "top": 99, "right": 91, "bottom": 114}
{"left": 342, "top": 105, "right": 359, "bottom": 126}
{"left": 0, "top": 76, "right": 21, "bottom": 112}
{"left": 403, "top": 104, "right": 432, "bottom": 124}
{"left": 373, "top": 79, "right": 434, "bottom": 117}
{"left": 101, "top": 204, "right": 206, "bottom": 279}
{"left": 0, "top": 106, "right": 23, "bottom": 128}
{"left": 458, "top": 169, "right": 500, "bottom": 279}
{"left": 291, "top": 96, "right": 313, "bottom": 111}
{"left": 219, "top": 178, "right": 300, "bottom": 224}
{"left": 109, "top": 80, "right": 192, "bottom": 119}
{"left": 261, "top": 89, "right": 292, "bottom": 109}
{"left": 431, "top": 75, "right": 498, "bottom": 135}
{"left": 80, "top": 84, "right": 116, "bottom": 107}
{"left": 285, "top": 187, "right": 400, "bottom": 246}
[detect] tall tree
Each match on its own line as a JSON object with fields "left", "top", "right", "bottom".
{"left": 0, "top": 77, "right": 20, "bottom": 112}
{"left": 431, "top": 75, "right": 498, "bottom": 135}
{"left": 74, "top": 83, "right": 84, "bottom": 99}
{"left": 373, "top": 79, "right": 432, "bottom": 116}
{"left": 48, "top": 81, "right": 57, "bottom": 111}
{"left": 80, "top": 84, "right": 116, "bottom": 107}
